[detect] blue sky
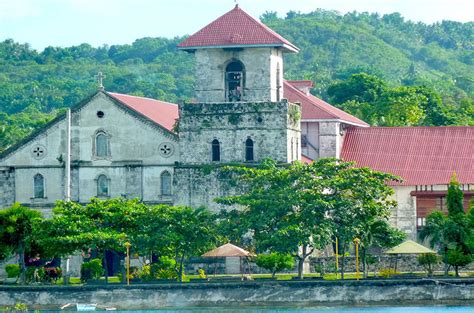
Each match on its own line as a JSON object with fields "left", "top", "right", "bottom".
{"left": 0, "top": 0, "right": 472, "bottom": 51}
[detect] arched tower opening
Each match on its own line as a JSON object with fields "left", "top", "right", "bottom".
{"left": 225, "top": 60, "right": 245, "bottom": 102}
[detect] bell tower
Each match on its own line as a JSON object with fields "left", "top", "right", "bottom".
{"left": 178, "top": 4, "right": 299, "bottom": 103}
{"left": 174, "top": 5, "right": 301, "bottom": 211}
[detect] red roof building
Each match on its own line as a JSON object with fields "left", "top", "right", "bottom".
{"left": 284, "top": 81, "right": 368, "bottom": 127}
{"left": 108, "top": 92, "right": 178, "bottom": 132}
{"left": 178, "top": 5, "right": 299, "bottom": 52}
{"left": 341, "top": 126, "right": 474, "bottom": 186}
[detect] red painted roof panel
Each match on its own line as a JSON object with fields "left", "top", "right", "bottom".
{"left": 178, "top": 5, "right": 299, "bottom": 52}
{"left": 284, "top": 81, "right": 369, "bottom": 127}
{"left": 108, "top": 92, "right": 178, "bottom": 132}
{"left": 341, "top": 127, "right": 474, "bottom": 186}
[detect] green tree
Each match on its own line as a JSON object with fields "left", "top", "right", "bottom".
{"left": 0, "top": 203, "right": 43, "bottom": 284}
{"left": 447, "top": 172, "right": 465, "bottom": 215}
{"left": 255, "top": 253, "right": 294, "bottom": 278}
{"left": 217, "top": 158, "right": 399, "bottom": 279}
{"left": 217, "top": 159, "right": 333, "bottom": 279}
{"left": 38, "top": 198, "right": 145, "bottom": 283}
{"left": 163, "top": 206, "right": 217, "bottom": 282}
{"left": 417, "top": 253, "right": 439, "bottom": 277}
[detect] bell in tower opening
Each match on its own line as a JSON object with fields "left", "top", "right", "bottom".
{"left": 226, "top": 60, "right": 244, "bottom": 102}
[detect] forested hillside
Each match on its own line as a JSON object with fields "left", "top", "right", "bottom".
{"left": 1, "top": 9, "right": 473, "bottom": 151}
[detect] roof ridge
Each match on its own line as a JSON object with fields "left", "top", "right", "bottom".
{"left": 284, "top": 81, "right": 337, "bottom": 119}
{"left": 107, "top": 92, "right": 179, "bottom": 106}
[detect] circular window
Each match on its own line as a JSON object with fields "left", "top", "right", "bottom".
{"left": 32, "top": 144, "right": 47, "bottom": 160}
{"left": 158, "top": 143, "right": 174, "bottom": 158}
{"left": 97, "top": 111, "right": 105, "bottom": 118}
{"left": 257, "top": 116, "right": 263, "bottom": 123}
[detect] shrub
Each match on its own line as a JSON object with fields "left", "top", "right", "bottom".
{"left": 139, "top": 256, "right": 177, "bottom": 281}
{"left": 255, "top": 253, "right": 294, "bottom": 278}
{"left": 81, "top": 258, "right": 104, "bottom": 282}
{"left": 44, "top": 267, "right": 62, "bottom": 282}
{"left": 447, "top": 248, "right": 472, "bottom": 277}
{"left": 198, "top": 268, "right": 206, "bottom": 279}
{"left": 5, "top": 264, "right": 20, "bottom": 278}
{"left": 378, "top": 268, "right": 398, "bottom": 278}
{"left": 418, "top": 253, "right": 439, "bottom": 277}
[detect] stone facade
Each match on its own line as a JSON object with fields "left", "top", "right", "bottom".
{"left": 174, "top": 100, "right": 300, "bottom": 211}
{"left": 194, "top": 48, "right": 284, "bottom": 103}
{"left": 0, "top": 167, "right": 15, "bottom": 208}
{"left": 0, "top": 92, "right": 178, "bottom": 210}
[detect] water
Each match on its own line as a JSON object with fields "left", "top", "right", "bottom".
{"left": 43, "top": 307, "right": 474, "bottom": 313}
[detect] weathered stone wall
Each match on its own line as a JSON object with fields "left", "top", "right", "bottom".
{"left": 319, "top": 121, "right": 342, "bottom": 158}
{"left": 0, "top": 167, "right": 15, "bottom": 209}
{"left": 178, "top": 100, "right": 300, "bottom": 164}
{"left": 173, "top": 165, "right": 243, "bottom": 212}
{"left": 0, "top": 93, "right": 179, "bottom": 209}
{"left": 194, "top": 48, "right": 284, "bottom": 103}
{"left": 1, "top": 279, "right": 473, "bottom": 309}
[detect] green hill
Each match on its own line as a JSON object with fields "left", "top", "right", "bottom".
{"left": 0, "top": 9, "right": 473, "bottom": 151}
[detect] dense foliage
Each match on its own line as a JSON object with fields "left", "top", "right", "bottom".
{"left": 216, "top": 158, "right": 404, "bottom": 279}
{"left": 0, "top": 9, "right": 473, "bottom": 151}
{"left": 419, "top": 174, "right": 473, "bottom": 277}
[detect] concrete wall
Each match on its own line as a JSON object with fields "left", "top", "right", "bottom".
{"left": 1, "top": 279, "right": 473, "bottom": 309}
{"left": 391, "top": 186, "right": 417, "bottom": 239}
{"left": 0, "top": 93, "right": 179, "bottom": 209}
{"left": 194, "top": 48, "right": 284, "bottom": 102}
{"left": 301, "top": 121, "right": 319, "bottom": 160}
{"left": 319, "top": 121, "right": 342, "bottom": 158}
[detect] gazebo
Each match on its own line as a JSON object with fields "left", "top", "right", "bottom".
{"left": 202, "top": 243, "right": 254, "bottom": 275}
{"left": 385, "top": 240, "right": 436, "bottom": 272}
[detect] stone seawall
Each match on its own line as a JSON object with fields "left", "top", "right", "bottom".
{"left": 1, "top": 279, "right": 474, "bottom": 309}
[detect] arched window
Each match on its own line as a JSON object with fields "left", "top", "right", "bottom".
{"left": 97, "top": 175, "right": 109, "bottom": 197}
{"left": 161, "top": 171, "right": 172, "bottom": 196}
{"left": 212, "top": 139, "right": 220, "bottom": 162}
{"left": 95, "top": 132, "right": 108, "bottom": 157}
{"left": 245, "top": 138, "right": 254, "bottom": 162}
{"left": 226, "top": 60, "right": 245, "bottom": 102}
{"left": 34, "top": 174, "right": 44, "bottom": 198}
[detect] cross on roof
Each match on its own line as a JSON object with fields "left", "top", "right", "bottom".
{"left": 95, "top": 72, "right": 106, "bottom": 90}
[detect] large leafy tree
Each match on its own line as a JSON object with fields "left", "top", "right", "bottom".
{"left": 217, "top": 158, "right": 400, "bottom": 279}
{"left": 420, "top": 173, "right": 472, "bottom": 276}
{"left": 38, "top": 198, "right": 145, "bottom": 282}
{"left": 0, "top": 203, "right": 43, "bottom": 284}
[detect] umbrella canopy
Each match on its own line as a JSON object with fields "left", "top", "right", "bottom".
{"left": 202, "top": 243, "right": 254, "bottom": 257}
{"left": 385, "top": 240, "right": 436, "bottom": 254}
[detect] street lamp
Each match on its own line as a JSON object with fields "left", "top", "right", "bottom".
{"left": 353, "top": 238, "right": 360, "bottom": 280}
{"left": 125, "top": 242, "right": 131, "bottom": 285}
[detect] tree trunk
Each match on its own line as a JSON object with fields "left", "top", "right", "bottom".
{"left": 18, "top": 242, "right": 26, "bottom": 284}
{"left": 443, "top": 246, "right": 449, "bottom": 277}
{"left": 178, "top": 254, "right": 185, "bottom": 282}
{"left": 455, "top": 265, "right": 459, "bottom": 277}
{"left": 361, "top": 247, "right": 367, "bottom": 278}
{"left": 297, "top": 245, "right": 309, "bottom": 279}
{"left": 340, "top": 244, "right": 346, "bottom": 280}
{"left": 272, "top": 270, "right": 276, "bottom": 279}
{"left": 103, "top": 252, "right": 109, "bottom": 284}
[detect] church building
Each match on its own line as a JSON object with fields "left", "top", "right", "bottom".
{"left": 0, "top": 5, "right": 473, "bottom": 239}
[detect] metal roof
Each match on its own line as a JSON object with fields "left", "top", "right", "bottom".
{"left": 341, "top": 126, "right": 474, "bottom": 186}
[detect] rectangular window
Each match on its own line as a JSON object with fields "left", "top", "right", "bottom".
{"left": 417, "top": 217, "right": 426, "bottom": 227}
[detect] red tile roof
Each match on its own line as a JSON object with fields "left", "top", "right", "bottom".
{"left": 286, "top": 80, "right": 314, "bottom": 89}
{"left": 341, "top": 126, "right": 474, "bottom": 186}
{"left": 301, "top": 154, "right": 313, "bottom": 164}
{"left": 108, "top": 92, "right": 178, "bottom": 132}
{"left": 178, "top": 5, "right": 299, "bottom": 52}
{"left": 284, "top": 81, "right": 369, "bottom": 127}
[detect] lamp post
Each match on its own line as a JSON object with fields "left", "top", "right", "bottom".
{"left": 335, "top": 237, "right": 339, "bottom": 276}
{"left": 125, "top": 242, "right": 131, "bottom": 285}
{"left": 353, "top": 238, "right": 360, "bottom": 280}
